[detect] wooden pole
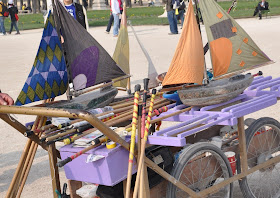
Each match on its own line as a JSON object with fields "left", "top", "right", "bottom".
{"left": 48, "top": 144, "right": 61, "bottom": 198}
{"left": 5, "top": 116, "right": 40, "bottom": 198}
{"left": 133, "top": 89, "right": 156, "bottom": 198}
{"left": 237, "top": 117, "right": 248, "bottom": 172}
{"left": 125, "top": 84, "right": 141, "bottom": 198}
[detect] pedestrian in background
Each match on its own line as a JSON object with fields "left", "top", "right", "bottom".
{"left": 177, "top": 0, "right": 185, "bottom": 29}
{"left": 105, "top": 0, "right": 122, "bottom": 34}
{"left": 111, "top": 0, "right": 121, "bottom": 37}
{"left": 0, "top": 0, "right": 7, "bottom": 35}
{"left": 163, "top": 0, "right": 178, "bottom": 35}
{"left": 8, "top": 2, "right": 20, "bottom": 35}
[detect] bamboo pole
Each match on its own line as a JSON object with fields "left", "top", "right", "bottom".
{"left": 5, "top": 116, "right": 41, "bottom": 198}
{"left": 15, "top": 116, "right": 48, "bottom": 197}
{"left": 125, "top": 84, "right": 141, "bottom": 198}
{"left": 133, "top": 89, "right": 156, "bottom": 198}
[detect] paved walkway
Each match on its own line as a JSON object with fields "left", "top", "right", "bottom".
{"left": 0, "top": 16, "right": 279, "bottom": 197}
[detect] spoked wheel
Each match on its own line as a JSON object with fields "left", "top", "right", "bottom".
{"left": 238, "top": 117, "right": 280, "bottom": 198}
{"left": 166, "top": 142, "right": 233, "bottom": 198}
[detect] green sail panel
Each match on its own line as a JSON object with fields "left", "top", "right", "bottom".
{"left": 199, "top": 0, "right": 273, "bottom": 77}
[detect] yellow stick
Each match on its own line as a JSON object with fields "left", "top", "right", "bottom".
{"left": 133, "top": 89, "right": 157, "bottom": 198}
{"left": 125, "top": 84, "right": 141, "bottom": 198}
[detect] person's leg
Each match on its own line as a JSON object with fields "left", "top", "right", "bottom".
{"left": 172, "top": 10, "right": 178, "bottom": 34}
{"left": 167, "top": 10, "right": 177, "bottom": 34}
{"left": 119, "top": 10, "right": 123, "bottom": 29}
{"left": 9, "top": 21, "right": 13, "bottom": 33}
{"left": 14, "top": 21, "right": 20, "bottom": 34}
{"left": 0, "top": 16, "right": 6, "bottom": 35}
{"left": 112, "top": 13, "right": 119, "bottom": 36}
{"left": 179, "top": 10, "right": 185, "bottom": 28}
{"left": 106, "top": 14, "right": 114, "bottom": 33}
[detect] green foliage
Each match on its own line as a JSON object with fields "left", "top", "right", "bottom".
{"left": 3, "top": 1, "right": 280, "bottom": 31}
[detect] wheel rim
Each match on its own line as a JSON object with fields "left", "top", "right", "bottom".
{"left": 175, "top": 149, "right": 231, "bottom": 198}
{"left": 245, "top": 124, "right": 280, "bottom": 198}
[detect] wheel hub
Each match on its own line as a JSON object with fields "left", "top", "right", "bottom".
{"left": 257, "top": 153, "right": 275, "bottom": 172}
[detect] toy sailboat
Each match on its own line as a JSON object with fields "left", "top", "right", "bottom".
{"left": 16, "top": 0, "right": 128, "bottom": 109}
{"left": 161, "top": 0, "right": 273, "bottom": 106}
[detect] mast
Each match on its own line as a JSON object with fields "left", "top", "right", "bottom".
{"left": 193, "top": 0, "right": 208, "bottom": 85}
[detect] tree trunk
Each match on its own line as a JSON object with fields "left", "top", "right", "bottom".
{"left": 32, "top": 0, "right": 37, "bottom": 13}
{"left": 27, "top": 0, "right": 31, "bottom": 8}
{"left": 126, "top": 0, "right": 131, "bottom": 8}
{"left": 42, "top": 0, "right": 47, "bottom": 10}
{"left": 20, "top": 0, "right": 23, "bottom": 9}
{"left": 89, "top": 0, "right": 93, "bottom": 9}
{"left": 37, "top": 0, "right": 41, "bottom": 12}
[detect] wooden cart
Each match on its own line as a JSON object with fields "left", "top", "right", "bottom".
{"left": 2, "top": 75, "right": 280, "bottom": 198}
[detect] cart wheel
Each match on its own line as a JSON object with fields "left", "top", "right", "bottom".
{"left": 166, "top": 142, "right": 233, "bottom": 198}
{"left": 238, "top": 117, "right": 280, "bottom": 198}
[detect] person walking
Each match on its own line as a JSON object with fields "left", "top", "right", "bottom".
{"left": 0, "top": 0, "right": 7, "bottom": 35}
{"left": 111, "top": 0, "right": 121, "bottom": 37}
{"left": 8, "top": 2, "right": 20, "bottom": 35}
{"left": 105, "top": 0, "right": 123, "bottom": 34}
{"left": 163, "top": 0, "right": 178, "bottom": 35}
{"left": 177, "top": 0, "right": 185, "bottom": 29}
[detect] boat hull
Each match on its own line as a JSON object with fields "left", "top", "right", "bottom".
{"left": 47, "top": 86, "right": 118, "bottom": 110}
{"left": 178, "top": 74, "right": 253, "bottom": 106}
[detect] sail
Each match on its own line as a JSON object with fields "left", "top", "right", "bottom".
{"left": 199, "top": 0, "right": 273, "bottom": 77}
{"left": 113, "top": 3, "right": 130, "bottom": 89}
{"left": 54, "top": 0, "right": 126, "bottom": 91}
{"left": 162, "top": 0, "right": 204, "bottom": 87}
{"left": 16, "top": 12, "right": 68, "bottom": 106}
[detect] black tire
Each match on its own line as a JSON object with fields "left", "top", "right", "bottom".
{"left": 238, "top": 117, "right": 280, "bottom": 198}
{"left": 166, "top": 142, "right": 233, "bottom": 198}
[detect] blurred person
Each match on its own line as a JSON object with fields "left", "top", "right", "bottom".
{"left": 22, "top": 3, "right": 26, "bottom": 10}
{"left": 163, "top": 0, "right": 178, "bottom": 35}
{"left": 63, "top": 0, "right": 89, "bottom": 30}
{"left": 253, "top": 0, "right": 269, "bottom": 20}
{"left": 111, "top": 0, "right": 121, "bottom": 37}
{"left": 0, "top": 0, "right": 7, "bottom": 35}
{"left": 177, "top": 0, "right": 185, "bottom": 29}
{"left": 105, "top": 0, "right": 122, "bottom": 34}
{"left": 8, "top": 2, "right": 20, "bottom": 34}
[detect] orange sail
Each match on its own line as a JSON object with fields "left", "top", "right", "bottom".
{"left": 162, "top": 0, "right": 205, "bottom": 87}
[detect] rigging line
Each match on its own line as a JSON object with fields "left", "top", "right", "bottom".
{"left": 127, "top": 20, "right": 158, "bottom": 84}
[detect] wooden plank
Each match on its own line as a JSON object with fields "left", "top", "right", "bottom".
{"left": 237, "top": 117, "right": 248, "bottom": 172}
{"left": 68, "top": 180, "right": 82, "bottom": 198}
{"left": 48, "top": 144, "right": 61, "bottom": 198}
